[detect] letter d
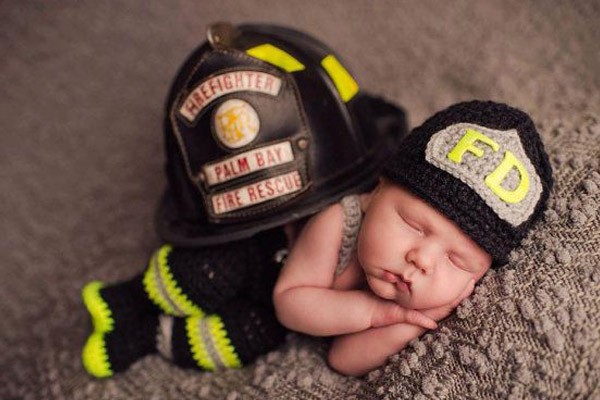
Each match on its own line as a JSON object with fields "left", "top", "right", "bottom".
{"left": 485, "top": 151, "right": 530, "bottom": 204}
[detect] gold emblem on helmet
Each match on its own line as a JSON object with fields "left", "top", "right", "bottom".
{"left": 213, "top": 99, "right": 260, "bottom": 149}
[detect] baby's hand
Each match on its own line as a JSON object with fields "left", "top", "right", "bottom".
{"left": 370, "top": 298, "right": 438, "bottom": 330}
{"left": 421, "top": 279, "right": 475, "bottom": 322}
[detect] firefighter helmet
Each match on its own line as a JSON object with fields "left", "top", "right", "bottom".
{"left": 156, "top": 22, "right": 408, "bottom": 246}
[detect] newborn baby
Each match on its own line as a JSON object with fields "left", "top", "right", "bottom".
{"left": 273, "top": 100, "right": 553, "bottom": 376}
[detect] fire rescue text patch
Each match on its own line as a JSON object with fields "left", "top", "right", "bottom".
{"left": 211, "top": 170, "right": 303, "bottom": 215}
{"left": 179, "top": 71, "right": 282, "bottom": 122}
{"left": 202, "top": 141, "right": 295, "bottom": 186}
{"left": 425, "top": 123, "right": 543, "bottom": 226}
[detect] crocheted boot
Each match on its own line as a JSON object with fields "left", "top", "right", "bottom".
{"left": 82, "top": 273, "right": 157, "bottom": 334}
{"left": 82, "top": 313, "right": 159, "bottom": 378}
{"left": 142, "top": 228, "right": 287, "bottom": 318}
{"left": 160, "top": 299, "right": 287, "bottom": 371}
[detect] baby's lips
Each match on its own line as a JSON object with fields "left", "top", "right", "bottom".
{"left": 382, "top": 270, "right": 398, "bottom": 283}
{"left": 383, "top": 270, "right": 412, "bottom": 293}
{"left": 396, "top": 279, "right": 411, "bottom": 293}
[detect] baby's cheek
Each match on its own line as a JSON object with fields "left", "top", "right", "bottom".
{"left": 435, "top": 272, "right": 471, "bottom": 304}
{"left": 358, "top": 239, "right": 392, "bottom": 271}
{"left": 367, "top": 276, "right": 396, "bottom": 300}
{"left": 357, "top": 232, "right": 376, "bottom": 262}
{"left": 414, "top": 274, "right": 462, "bottom": 309}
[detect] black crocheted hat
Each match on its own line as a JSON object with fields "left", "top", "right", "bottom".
{"left": 383, "top": 100, "right": 553, "bottom": 267}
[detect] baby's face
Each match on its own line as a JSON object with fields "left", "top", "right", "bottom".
{"left": 358, "top": 181, "right": 492, "bottom": 310}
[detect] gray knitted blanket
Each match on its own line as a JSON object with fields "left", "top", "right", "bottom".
{"left": 2, "top": 1, "right": 599, "bottom": 399}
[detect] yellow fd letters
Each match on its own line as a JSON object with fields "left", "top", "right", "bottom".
{"left": 447, "top": 128, "right": 530, "bottom": 204}
{"left": 425, "top": 123, "right": 542, "bottom": 226}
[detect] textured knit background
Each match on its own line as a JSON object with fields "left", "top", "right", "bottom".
{"left": 1, "top": 1, "right": 599, "bottom": 399}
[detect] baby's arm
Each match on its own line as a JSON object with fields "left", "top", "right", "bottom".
{"left": 273, "top": 204, "right": 436, "bottom": 337}
{"left": 328, "top": 279, "right": 475, "bottom": 376}
{"left": 328, "top": 322, "right": 424, "bottom": 376}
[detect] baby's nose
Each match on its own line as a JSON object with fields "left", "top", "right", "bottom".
{"left": 406, "top": 247, "right": 438, "bottom": 275}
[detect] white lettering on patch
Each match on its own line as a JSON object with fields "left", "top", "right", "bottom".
{"left": 211, "top": 170, "right": 303, "bottom": 214}
{"left": 179, "top": 71, "right": 282, "bottom": 122}
{"left": 203, "top": 141, "right": 295, "bottom": 186}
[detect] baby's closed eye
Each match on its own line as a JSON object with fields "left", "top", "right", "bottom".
{"left": 447, "top": 252, "right": 478, "bottom": 273}
{"left": 397, "top": 213, "right": 424, "bottom": 236}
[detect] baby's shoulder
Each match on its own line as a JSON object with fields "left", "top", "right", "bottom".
{"left": 304, "top": 202, "right": 345, "bottom": 237}
{"left": 295, "top": 193, "right": 368, "bottom": 252}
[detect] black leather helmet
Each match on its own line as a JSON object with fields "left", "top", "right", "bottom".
{"left": 156, "top": 22, "right": 407, "bottom": 246}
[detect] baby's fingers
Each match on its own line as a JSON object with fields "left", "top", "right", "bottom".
{"left": 402, "top": 308, "right": 438, "bottom": 330}
{"left": 371, "top": 301, "right": 437, "bottom": 329}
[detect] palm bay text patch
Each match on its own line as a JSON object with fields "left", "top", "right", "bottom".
{"left": 179, "top": 71, "right": 282, "bottom": 122}
{"left": 425, "top": 123, "right": 542, "bottom": 226}
{"left": 202, "top": 141, "right": 295, "bottom": 186}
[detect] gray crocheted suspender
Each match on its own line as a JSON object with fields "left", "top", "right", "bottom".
{"left": 335, "top": 195, "right": 363, "bottom": 277}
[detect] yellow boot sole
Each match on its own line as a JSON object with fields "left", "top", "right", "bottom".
{"left": 82, "top": 331, "right": 113, "bottom": 378}
{"left": 82, "top": 281, "right": 115, "bottom": 333}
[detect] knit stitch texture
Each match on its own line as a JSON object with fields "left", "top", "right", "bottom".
{"left": 383, "top": 100, "right": 553, "bottom": 266}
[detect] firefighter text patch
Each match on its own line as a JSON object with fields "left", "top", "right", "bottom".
{"left": 179, "top": 71, "right": 282, "bottom": 122}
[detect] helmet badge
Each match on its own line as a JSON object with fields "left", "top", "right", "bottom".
{"left": 213, "top": 99, "right": 260, "bottom": 149}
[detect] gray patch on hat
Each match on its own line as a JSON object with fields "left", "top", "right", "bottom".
{"left": 425, "top": 123, "right": 542, "bottom": 226}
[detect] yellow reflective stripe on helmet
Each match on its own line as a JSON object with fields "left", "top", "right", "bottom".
{"left": 186, "top": 315, "right": 216, "bottom": 370}
{"left": 207, "top": 315, "right": 242, "bottom": 368}
{"left": 246, "top": 44, "right": 305, "bottom": 72}
{"left": 320, "top": 54, "right": 359, "bottom": 102}
{"left": 143, "top": 245, "right": 205, "bottom": 317}
{"left": 82, "top": 281, "right": 114, "bottom": 333}
{"left": 82, "top": 332, "right": 113, "bottom": 378}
